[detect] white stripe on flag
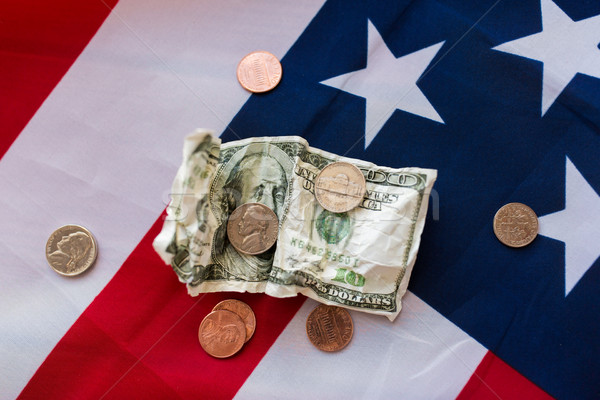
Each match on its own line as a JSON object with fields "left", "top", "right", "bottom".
{"left": 235, "top": 292, "right": 487, "bottom": 400}
{"left": 0, "top": 1, "right": 325, "bottom": 398}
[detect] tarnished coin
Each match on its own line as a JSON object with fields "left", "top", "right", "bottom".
{"left": 213, "top": 299, "right": 256, "bottom": 343}
{"left": 45, "top": 225, "right": 98, "bottom": 276}
{"left": 236, "top": 51, "right": 282, "bottom": 93}
{"left": 493, "top": 202, "right": 538, "bottom": 248}
{"left": 306, "top": 304, "right": 353, "bottom": 352}
{"left": 315, "top": 162, "right": 366, "bottom": 213}
{"left": 198, "top": 310, "right": 246, "bottom": 358}
{"left": 227, "top": 203, "right": 278, "bottom": 255}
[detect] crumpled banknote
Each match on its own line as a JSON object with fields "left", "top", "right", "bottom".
{"left": 153, "top": 129, "right": 437, "bottom": 320}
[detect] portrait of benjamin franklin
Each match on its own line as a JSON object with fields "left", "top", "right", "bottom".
{"left": 213, "top": 144, "right": 292, "bottom": 281}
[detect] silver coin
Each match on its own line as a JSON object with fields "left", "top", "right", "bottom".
{"left": 227, "top": 203, "right": 279, "bottom": 255}
{"left": 493, "top": 203, "right": 538, "bottom": 248}
{"left": 314, "top": 162, "right": 366, "bottom": 213}
{"left": 45, "top": 225, "right": 98, "bottom": 276}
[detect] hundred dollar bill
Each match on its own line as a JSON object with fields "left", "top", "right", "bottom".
{"left": 153, "top": 130, "right": 437, "bottom": 320}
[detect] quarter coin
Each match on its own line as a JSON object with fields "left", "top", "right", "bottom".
{"left": 493, "top": 202, "right": 538, "bottom": 248}
{"left": 306, "top": 304, "right": 354, "bottom": 352}
{"left": 198, "top": 310, "right": 246, "bottom": 358}
{"left": 227, "top": 203, "right": 279, "bottom": 255}
{"left": 314, "top": 162, "right": 366, "bottom": 213}
{"left": 45, "top": 225, "right": 98, "bottom": 276}
{"left": 236, "top": 51, "right": 282, "bottom": 93}
{"left": 213, "top": 299, "right": 256, "bottom": 343}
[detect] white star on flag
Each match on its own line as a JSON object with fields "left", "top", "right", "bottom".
{"left": 493, "top": 0, "right": 600, "bottom": 116}
{"left": 539, "top": 157, "right": 600, "bottom": 296}
{"left": 320, "top": 20, "right": 445, "bottom": 149}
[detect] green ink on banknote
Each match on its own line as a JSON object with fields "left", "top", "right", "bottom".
{"left": 316, "top": 210, "right": 350, "bottom": 244}
{"left": 289, "top": 237, "right": 359, "bottom": 267}
{"left": 332, "top": 267, "right": 365, "bottom": 287}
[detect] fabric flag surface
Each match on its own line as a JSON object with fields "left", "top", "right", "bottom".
{"left": 1, "top": 0, "right": 598, "bottom": 399}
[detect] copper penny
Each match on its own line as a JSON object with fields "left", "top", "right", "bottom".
{"left": 315, "top": 162, "right": 366, "bottom": 213}
{"left": 198, "top": 310, "right": 246, "bottom": 358}
{"left": 306, "top": 304, "right": 354, "bottom": 352}
{"left": 45, "top": 225, "right": 98, "bottom": 276}
{"left": 236, "top": 51, "right": 282, "bottom": 93}
{"left": 493, "top": 202, "right": 538, "bottom": 248}
{"left": 213, "top": 299, "right": 256, "bottom": 343}
{"left": 227, "top": 203, "right": 279, "bottom": 255}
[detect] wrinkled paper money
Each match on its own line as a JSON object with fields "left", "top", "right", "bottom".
{"left": 153, "top": 130, "right": 437, "bottom": 320}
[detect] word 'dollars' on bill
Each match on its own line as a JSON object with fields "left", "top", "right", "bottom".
{"left": 153, "top": 130, "right": 437, "bottom": 321}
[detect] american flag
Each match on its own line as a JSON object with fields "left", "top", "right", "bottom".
{"left": 2, "top": 0, "right": 598, "bottom": 399}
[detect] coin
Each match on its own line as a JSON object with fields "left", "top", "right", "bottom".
{"left": 198, "top": 310, "right": 246, "bottom": 358}
{"left": 493, "top": 202, "right": 538, "bottom": 248}
{"left": 306, "top": 304, "right": 354, "bottom": 352}
{"left": 236, "top": 50, "right": 282, "bottom": 93}
{"left": 45, "top": 225, "right": 98, "bottom": 276}
{"left": 227, "top": 203, "right": 279, "bottom": 255}
{"left": 213, "top": 299, "right": 256, "bottom": 343}
{"left": 314, "top": 162, "right": 366, "bottom": 213}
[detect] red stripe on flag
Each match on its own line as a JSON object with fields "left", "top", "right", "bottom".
{"left": 0, "top": 0, "right": 117, "bottom": 160}
{"left": 457, "top": 351, "right": 553, "bottom": 400}
{"left": 18, "top": 213, "right": 305, "bottom": 399}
